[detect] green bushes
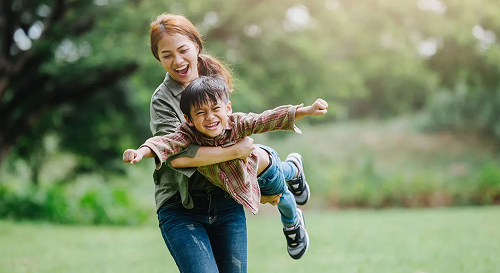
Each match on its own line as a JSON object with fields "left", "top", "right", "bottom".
{"left": 421, "top": 84, "right": 500, "bottom": 146}
{"left": 0, "top": 181, "right": 149, "bottom": 225}
{"left": 325, "top": 159, "right": 500, "bottom": 209}
{"left": 253, "top": 118, "right": 500, "bottom": 210}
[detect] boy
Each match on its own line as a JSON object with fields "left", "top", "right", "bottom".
{"left": 123, "top": 76, "right": 328, "bottom": 259}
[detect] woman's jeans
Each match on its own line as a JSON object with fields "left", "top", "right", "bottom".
{"left": 256, "top": 145, "right": 299, "bottom": 227}
{"left": 158, "top": 187, "right": 247, "bottom": 273}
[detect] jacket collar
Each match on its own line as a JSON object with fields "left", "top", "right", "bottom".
{"left": 162, "top": 73, "right": 184, "bottom": 96}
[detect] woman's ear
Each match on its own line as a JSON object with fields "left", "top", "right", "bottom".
{"left": 184, "top": 114, "right": 194, "bottom": 126}
{"left": 226, "top": 101, "right": 232, "bottom": 115}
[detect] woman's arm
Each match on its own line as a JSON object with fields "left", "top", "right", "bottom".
{"left": 170, "top": 136, "right": 255, "bottom": 168}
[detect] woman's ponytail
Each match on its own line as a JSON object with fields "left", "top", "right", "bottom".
{"left": 198, "top": 54, "right": 234, "bottom": 94}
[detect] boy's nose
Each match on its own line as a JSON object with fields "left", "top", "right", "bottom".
{"left": 206, "top": 112, "right": 215, "bottom": 120}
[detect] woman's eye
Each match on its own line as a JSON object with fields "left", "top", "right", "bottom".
{"left": 162, "top": 55, "right": 172, "bottom": 59}
{"left": 181, "top": 49, "right": 189, "bottom": 54}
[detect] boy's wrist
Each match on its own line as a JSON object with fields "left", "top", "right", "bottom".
{"left": 303, "top": 105, "right": 312, "bottom": 115}
{"left": 296, "top": 105, "right": 311, "bottom": 119}
{"left": 138, "top": 146, "right": 151, "bottom": 157}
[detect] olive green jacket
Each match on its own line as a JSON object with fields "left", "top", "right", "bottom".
{"left": 150, "top": 73, "right": 215, "bottom": 211}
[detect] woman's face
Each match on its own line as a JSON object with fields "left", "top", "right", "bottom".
{"left": 157, "top": 33, "right": 199, "bottom": 88}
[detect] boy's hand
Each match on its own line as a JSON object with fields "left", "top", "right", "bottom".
{"left": 307, "top": 98, "right": 328, "bottom": 116}
{"left": 234, "top": 136, "right": 255, "bottom": 162}
{"left": 295, "top": 98, "right": 328, "bottom": 120}
{"left": 260, "top": 193, "right": 282, "bottom": 206}
{"left": 123, "top": 149, "right": 143, "bottom": 164}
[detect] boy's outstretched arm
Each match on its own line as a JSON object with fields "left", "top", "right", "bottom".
{"left": 295, "top": 98, "right": 328, "bottom": 120}
{"left": 123, "top": 146, "right": 155, "bottom": 165}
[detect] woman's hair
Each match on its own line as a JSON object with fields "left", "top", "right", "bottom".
{"left": 180, "top": 76, "right": 230, "bottom": 120}
{"left": 150, "top": 13, "right": 234, "bottom": 91}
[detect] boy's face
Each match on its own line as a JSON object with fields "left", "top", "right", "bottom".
{"left": 185, "top": 100, "right": 232, "bottom": 138}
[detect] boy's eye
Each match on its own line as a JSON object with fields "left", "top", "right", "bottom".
{"left": 195, "top": 111, "right": 204, "bottom": 116}
{"left": 213, "top": 106, "right": 221, "bottom": 111}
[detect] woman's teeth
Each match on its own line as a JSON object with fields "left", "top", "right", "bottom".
{"left": 174, "top": 65, "right": 189, "bottom": 75}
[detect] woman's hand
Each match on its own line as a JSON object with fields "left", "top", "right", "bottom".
{"left": 260, "top": 194, "right": 282, "bottom": 206}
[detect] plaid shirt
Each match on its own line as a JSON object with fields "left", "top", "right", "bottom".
{"left": 141, "top": 104, "right": 302, "bottom": 214}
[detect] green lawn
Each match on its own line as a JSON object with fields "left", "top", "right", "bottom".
{"left": 1, "top": 206, "right": 499, "bottom": 273}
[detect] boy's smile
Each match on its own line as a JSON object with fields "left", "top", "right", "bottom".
{"left": 186, "top": 100, "right": 232, "bottom": 138}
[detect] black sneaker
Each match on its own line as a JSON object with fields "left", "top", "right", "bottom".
{"left": 283, "top": 208, "right": 309, "bottom": 260}
{"left": 285, "top": 153, "right": 310, "bottom": 205}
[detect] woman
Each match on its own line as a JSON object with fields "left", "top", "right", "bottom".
{"left": 145, "top": 13, "right": 310, "bottom": 272}
{"left": 147, "top": 13, "right": 256, "bottom": 273}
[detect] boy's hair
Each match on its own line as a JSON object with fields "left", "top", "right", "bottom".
{"left": 180, "top": 76, "right": 230, "bottom": 120}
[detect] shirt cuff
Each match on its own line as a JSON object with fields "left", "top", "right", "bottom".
{"left": 291, "top": 104, "right": 303, "bottom": 134}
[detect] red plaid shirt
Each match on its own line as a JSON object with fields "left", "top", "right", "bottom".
{"left": 141, "top": 104, "right": 301, "bottom": 214}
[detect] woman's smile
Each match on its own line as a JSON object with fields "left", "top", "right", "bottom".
{"left": 157, "top": 33, "right": 199, "bottom": 87}
{"left": 174, "top": 64, "right": 189, "bottom": 77}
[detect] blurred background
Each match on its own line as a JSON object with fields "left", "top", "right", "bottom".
{"left": 2, "top": 0, "right": 500, "bottom": 272}
{"left": 1, "top": 0, "right": 500, "bottom": 269}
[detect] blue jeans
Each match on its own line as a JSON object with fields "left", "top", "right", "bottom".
{"left": 256, "top": 145, "right": 299, "bottom": 227}
{"left": 158, "top": 187, "right": 247, "bottom": 273}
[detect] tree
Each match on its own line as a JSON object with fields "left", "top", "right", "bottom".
{"left": 0, "top": 0, "right": 142, "bottom": 181}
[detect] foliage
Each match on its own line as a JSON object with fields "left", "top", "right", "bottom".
{"left": 415, "top": 0, "right": 500, "bottom": 145}
{"left": 252, "top": 116, "right": 499, "bottom": 210}
{"left": 326, "top": 158, "right": 500, "bottom": 209}
{"left": 0, "top": 180, "right": 148, "bottom": 225}
{"left": 2, "top": 0, "right": 500, "bottom": 222}
{"left": 420, "top": 83, "right": 500, "bottom": 147}
{"left": 0, "top": 0, "right": 146, "bottom": 181}
{"left": 4, "top": 0, "right": 500, "bottom": 181}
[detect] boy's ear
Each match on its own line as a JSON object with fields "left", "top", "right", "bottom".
{"left": 226, "top": 101, "right": 232, "bottom": 115}
{"left": 184, "top": 114, "right": 194, "bottom": 126}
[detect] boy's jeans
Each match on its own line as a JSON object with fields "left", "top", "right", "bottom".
{"left": 256, "top": 144, "right": 299, "bottom": 227}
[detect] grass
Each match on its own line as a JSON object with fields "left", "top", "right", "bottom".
{"left": 1, "top": 206, "right": 500, "bottom": 273}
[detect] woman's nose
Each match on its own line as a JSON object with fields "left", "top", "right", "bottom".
{"left": 174, "top": 55, "right": 183, "bottom": 65}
